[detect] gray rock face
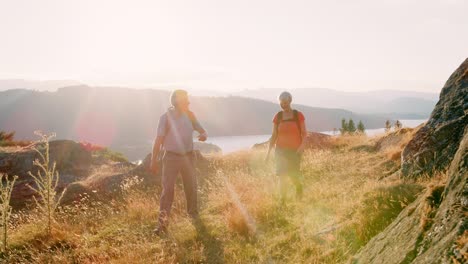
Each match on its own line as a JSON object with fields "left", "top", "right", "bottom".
{"left": 411, "top": 126, "right": 467, "bottom": 263}
{"left": 353, "top": 59, "right": 468, "bottom": 263}
{"left": 352, "top": 126, "right": 467, "bottom": 264}
{"left": 402, "top": 58, "right": 468, "bottom": 177}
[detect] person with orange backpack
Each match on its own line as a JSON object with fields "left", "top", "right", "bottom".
{"left": 265, "top": 91, "right": 307, "bottom": 200}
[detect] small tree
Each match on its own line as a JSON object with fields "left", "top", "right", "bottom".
{"left": 0, "top": 131, "right": 15, "bottom": 142}
{"left": 348, "top": 119, "right": 356, "bottom": 133}
{"left": 385, "top": 120, "right": 391, "bottom": 133}
{"left": 394, "top": 120, "right": 402, "bottom": 130}
{"left": 357, "top": 120, "right": 366, "bottom": 134}
{"left": 27, "top": 131, "right": 65, "bottom": 237}
{"left": 340, "top": 118, "right": 348, "bottom": 135}
{"left": 0, "top": 173, "right": 17, "bottom": 252}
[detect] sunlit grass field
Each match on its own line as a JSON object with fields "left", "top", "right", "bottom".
{"left": 3, "top": 135, "right": 444, "bottom": 263}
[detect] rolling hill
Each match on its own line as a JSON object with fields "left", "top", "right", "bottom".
{"left": 233, "top": 88, "right": 438, "bottom": 118}
{"left": 0, "top": 86, "right": 393, "bottom": 159}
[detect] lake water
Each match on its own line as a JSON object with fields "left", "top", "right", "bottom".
{"left": 201, "top": 119, "right": 427, "bottom": 154}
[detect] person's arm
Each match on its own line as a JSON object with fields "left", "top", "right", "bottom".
{"left": 196, "top": 126, "right": 208, "bottom": 142}
{"left": 297, "top": 119, "right": 308, "bottom": 154}
{"left": 150, "top": 136, "right": 164, "bottom": 174}
{"left": 150, "top": 114, "right": 167, "bottom": 174}
{"left": 191, "top": 112, "right": 208, "bottom": 141}
{"left": 265, "top": 123, "right": 278, "bottom": 161}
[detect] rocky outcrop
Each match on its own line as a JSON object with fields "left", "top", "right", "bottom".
{"left": 402, "top": 58, "right": 468, "bottom": 177}
{"left": 0, "top": 140, "right": 92, "bottom": 179}
{"left": 0, "top": 140, "right": 92, "bottom": 208}
{"left": 353, "top": 58, "right": 468, "bottom": 263}
{"left": 61, "top": 150, "right": 210, "bottom": 204}
{"left": 1, "top": 138, "right": 211, "bottom": 208}
{"left": 352, "top": 126, "right": 467, "bottom": 264}
{"left": 411, "top": 126, "right": 467, "bottom": 263}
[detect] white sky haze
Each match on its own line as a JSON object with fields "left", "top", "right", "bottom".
{"left": 0, "top": 0, "right": 467, "bottom": 92}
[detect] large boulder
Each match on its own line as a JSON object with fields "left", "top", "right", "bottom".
{"left": 0, "top": 140, "right": 92, "bottom": 208}
{"left": 402, "top": 58, "right": 468, "bottom": 177}
{"left": 352, "top": 125, "right": 467, "bottom": 264}
{"left": 0, "top": 140, "right": 92, "bottom": 179}
{"left": 352, "top": 59, "right": 468, "bottom": 263}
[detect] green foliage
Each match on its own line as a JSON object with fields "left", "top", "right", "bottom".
{"left": 0, "top": 131, "right": 31, "bottom": 147}
{"left": 341, "top": 118, "right": 360, "bottom": 135}
{"left": 394, "top": 120, "right": 402, "bottom": 130}
{"left": 0, "top": 174, "right": 17, "bottom": 252}
{"left": 348, "top": 119, "right": 356, "bottom": 133}
{"left": 340, "top": 118, "right": 348, "bottom": 135}
{"left": 95, "top": 148, "right": 129, "bottom": 163}
{"left": 0, "top": 131, "right": 14, "bottom": 142}
{"left": 385, "top": 120, "right": 392, "bottom": 132}
{"left": 27, "top": 131, "right": 65, "bottom": 237}
{"left": 357, "top": 120, "right": 365, "bottom": 134}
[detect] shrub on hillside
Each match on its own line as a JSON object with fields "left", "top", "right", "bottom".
{"left": 0, "top": 173, "right": 17, "bottom": 252}
{"left": 0, "top": 131, "right": 32, "bottom": 147}
{"left": 94, "top": 148, "right": 129, "bottom": 163}
{"left": 79, "top": 141, "right": 128, "bottom": 163}
{"left": 27, "top": 131, "right": 66, "bottom": 237}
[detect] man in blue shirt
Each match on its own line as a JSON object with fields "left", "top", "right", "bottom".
{"left": 150, "top": 90, "right": 208, "bottom": 235}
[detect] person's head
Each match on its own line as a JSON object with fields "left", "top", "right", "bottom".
{"left": 170, "top": 89, "right": 190, "bottom": 111}
{"left": 278, "top": 91, "right": 292, "bottom": 110}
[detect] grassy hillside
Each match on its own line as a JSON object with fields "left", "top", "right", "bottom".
{"left": 1, "top": 134, "right": 446, "bottom": 263}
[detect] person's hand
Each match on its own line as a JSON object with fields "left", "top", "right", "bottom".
{"left": 198, "top": 132, "right": 207, "bottom": 142}
{"left": 150, "top": 159, "right": 159, "bottom": 174}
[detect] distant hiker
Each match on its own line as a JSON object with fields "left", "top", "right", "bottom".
{"left": 150, "top": 89, "right": 208, "bottom": 235}
{"left": 266, "top": 91, "right": 307, "bottom": 200}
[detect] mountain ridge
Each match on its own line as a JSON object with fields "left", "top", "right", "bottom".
{"left": 1, "top": 85, "right": 396, "bottom": 160}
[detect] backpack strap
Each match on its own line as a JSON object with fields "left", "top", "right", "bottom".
{"left": 274, "top": 111, "right": 282, "bottom": 135}
{"left": 275, "top": 110, "right": 302, "bottom": 137}
{"left": 292, "top": 110, "right": 302, "bottom": 137}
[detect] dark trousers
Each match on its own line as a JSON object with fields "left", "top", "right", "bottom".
{"left": 158, "top": 152, "right": 198, "bottom": 227}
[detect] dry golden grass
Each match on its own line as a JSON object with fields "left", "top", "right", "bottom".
{"left": 2, "top": 135, "right": 440, "bottom": 263}
{"left": 454, "top": 230, "right": 468, "bottom": 262}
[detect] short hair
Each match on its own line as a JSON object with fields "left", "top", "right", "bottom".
{"left": 278, "top": 91, "right": 292, "bottom": 102}
{"left": 170, "top": 89, "right": 188, "bottom": 106}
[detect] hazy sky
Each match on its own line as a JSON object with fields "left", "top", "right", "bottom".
{"left": 0, "top": 0, "right": 466, "bottom": 92}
